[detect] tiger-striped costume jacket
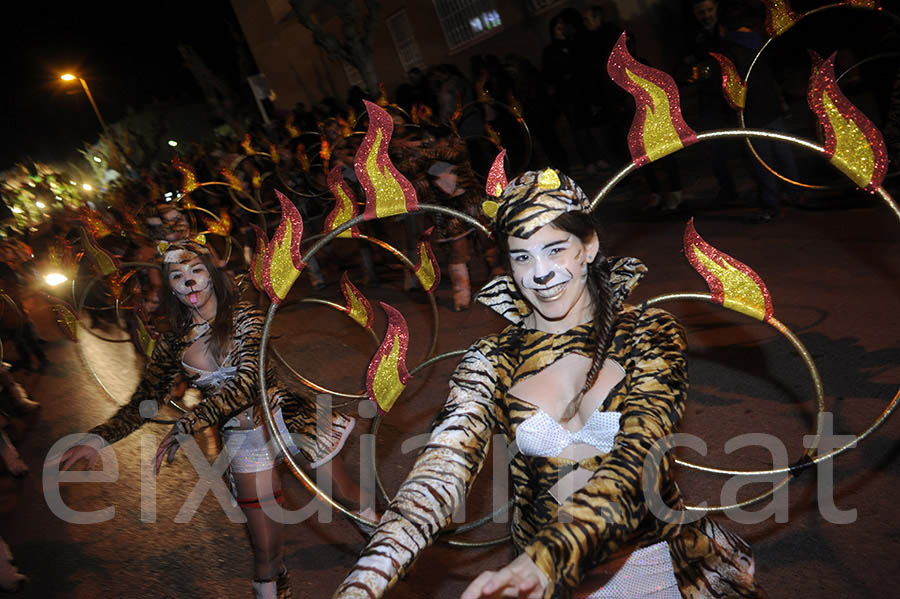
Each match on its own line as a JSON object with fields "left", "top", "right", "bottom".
{"left": 335, "top": 257, "right": 764, "bottom": 599}
{"left": 88, "top": 302, "right": 352, "bottom": 468}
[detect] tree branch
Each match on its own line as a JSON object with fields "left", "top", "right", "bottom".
{"left": 289, "top": 0, "right": 353, "bottom": 64}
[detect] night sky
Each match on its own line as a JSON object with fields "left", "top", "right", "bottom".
{"left": 1, "top": 1, "right": 251, "bottom": 171}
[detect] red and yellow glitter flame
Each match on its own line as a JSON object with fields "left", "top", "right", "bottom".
{"left": 220, "top": 168, "right": 244, "bottom": 193}
{"left": 78, "top": 208, "right": 113, "bottom": 239}
{"left": 106, "top": 270, "right": 134, "bottom": 301}
{"left": 135, "top": 313, "right": 158, "bottom": 358}
{"left": 365, "top": 302, "right": 411, "bottom": 414}
{"left": 355, "top": 100, "right": 418, "bottom": 219}
{"left": 762, "top": 0, "right": 800, "bottom": 37}
{"left": 485, "top": 149, "right": 508, "bottom": 198}
{"left": 808, "top": 52, "right": 887, "bottom": 192}
{"left": 80, "top": 227, "right": 119, "bottom": 277}
{"left": 202, "top": 210, "right": 232, "bottom": 237}
{"left": 251, "top": 168, "right": 262, "bottom": 191}
{"left": 843, "top": 0, "right": 879, "bottom": 7}
{"left": 296, "top": 144, "right": 310, "bottom": 172}
{"left": 684, "top": 219, "right": 773, "bottom": 322}
{"left": 607, "top": 33, "right": 697, "bottom": 167}
{"left": 241, "top": 133, "right": 257, "bottom": 156}
{"left": 249, "top": 224, "right": 268, "bottom": 293}
{"left": 340, "top": 272, "right": 374, "bottom": 329}
{"left": 414, "top": 227, "right": 440, "bottom": 293}
{"left": 50, "top": 301, "right": 79, "bottom": 342}
{"left": 709, "top": 52, "right": 747, "bottom": 111}
{"left": 324, "top": 166, "right": 360, "bottom": 238}
{"left": 285, "top": 114, "right": 301, "bottom": 138}
{"left": 172, "top": 157, "right": 198, "bottom": 195}
{"left": 269, "top": 142, "right": 279, "bottom": 164}
{"left": 262, "top": 190, "right": 305, "bottom": 304}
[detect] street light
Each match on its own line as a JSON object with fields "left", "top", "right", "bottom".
{"left": 60, "top": 73, "right": 110, "bottom": 138}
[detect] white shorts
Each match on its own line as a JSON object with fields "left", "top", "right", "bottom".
{"left": 221, "top": 408, "right": 301, "bottom": 474}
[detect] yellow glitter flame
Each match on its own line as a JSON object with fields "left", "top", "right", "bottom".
{"left": 342, "top": 278, "right": 372, "bottom": 329}
{"left": 823, "top": 91, "right": 875, "bottom": 188}
{"left": 81, "top": 228, "right": 118, "bottom": 276}
{"left": 414, "top": 242, "right": 437, "bottom": 292}
{"left": 331, "top": 184, "right": 355, "bottom": 239}
{"left": 626, "top": 68, "right": 683, "bottom": 162}
{"left": 537, "top": 169, "right": 560, "bottom": 190}
{"left": 136, "top": 316, "right": 156, "bottom": 358}
{"left": 50, "top": 304, "right": 79, "bottom": 341}
{"left": 371, "top": 333, "right": 405, "bottom": 412}
{"left": 267, "top": 218, "right": 299, "bottom": 301}
{"left": 764, "top": 0, "right": 799, "bottom": 36}
{"left": 692, "top": 246, "right": 767, "bottom": 320}
{"left": 365, "top": 128, "right": 407, "bottom": 218}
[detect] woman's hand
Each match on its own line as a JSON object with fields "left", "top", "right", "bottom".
{"left": 153, "top": 425, "right": 182, "bottom": 475}
{"left": 54, "top": 436, "right": 105, "bottom": 471}
{"left": 460, "top": 553, "right": 548, "bottom": 599}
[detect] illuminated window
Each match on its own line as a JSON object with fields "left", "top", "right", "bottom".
{"left": 432, "top": 0, "right": 503, "bottom": 53}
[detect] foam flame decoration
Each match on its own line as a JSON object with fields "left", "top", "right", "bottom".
{"left": 220, "top": 167, "right": 244, "bottom": 192}
{"left": 261, "top": 190, "right": 304, "bottom": 304}
{"left": 843, "top": 0, "right": 878, "bottom": 7}
{"left": 78, "top": 208, "right": 112, "bottom": 239}
{"left": 49, "top": 301, "right": 79, "bottom": 342}
{"left": 365, "top": 302, "right": 411, "bottom": 414}
{"left": 135, "top": 313, "right": 158, "bottom": 358}
{"left": 808, "top": 52, "right": 887, "bottom": 192}
{"left": 320, "top": 137, "right": 332, "bottom": 162}
{"left": 80, "top": 228, "right": 119, "bottom": 277}
{"left": 241, "top": 133, "right": 257, "bottom": 155}
{"left": 709, "top": 53, "right": 747, "bottom": 111}
{"left": 269, "top": 142, "right": 280, "bottom": 164}
{"left": 251, "top": 168, "right": 262, "bottom": 190}
{"left": 684, "top": 219, "right": 773, "bottom": 322}
{"left": 347, "top": 108, "right": 358, "bottom": 128}
{"left": 106, "top": 270, "right": 134, "bottom": 301}
{"left": 340, "top": 272, "right": 374, "bottom": 329}
{"left": 376, "top": 83, "right": 389, "bottom": 107}
{"left": 285, "top": 114, "right": 301, "bottom": 138}
{"left": 607, "top": 33, "right": 697, "bottom": 167}
{"left": 762, "top": 0, "right": 800, "bottom": 37}
{"left": 249, "top": 224, "right": 268, "bottom": 292}
{"left": 413, "top": 227, "right": 440, "bottom": 293}
{"left": 485, "top": 149, "right": 508, "bottom": 197}
{"left": 202, "top": 210, "right": 232, "bottom": 236}
{"left": 172, "top": 158, "right": 198, "bottom": 195}
{"left": 296, "top": 144, "right": 310, "bottom": 172}
{"left": 356, "top": 100, "right": 418, "bottom": 219}
{"left": 324, "top": 166, "right": 360, "bottom": 238}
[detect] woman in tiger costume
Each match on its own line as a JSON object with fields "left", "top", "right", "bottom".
{"left": 334, "top": 169, "right": 765, "bottom": 599}
{"left": 58, "top": 240, "right": 369, "bottom": 599}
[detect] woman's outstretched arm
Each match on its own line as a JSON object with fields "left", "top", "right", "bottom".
{"left": 334, "top": 347, "right": 500, "bottom": 598}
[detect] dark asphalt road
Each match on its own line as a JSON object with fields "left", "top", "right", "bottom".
{"left": 2, "top": 183, "right": 899, "bottom": 598}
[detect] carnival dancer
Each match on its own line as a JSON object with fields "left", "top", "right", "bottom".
{"left": 57, "top": 239, "right": 371, "bottom": 599}
{"left": 333, "top": 169, "right": 764, "bottom": 598}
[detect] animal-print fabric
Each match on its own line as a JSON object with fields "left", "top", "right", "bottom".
{"left": 334, "top": 258, "right": 764, "bottom": 599}
{"left": 88, "top": 302, "right": 352, "bottom": 467}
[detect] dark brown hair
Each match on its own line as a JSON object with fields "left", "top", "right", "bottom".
{"left": 161, "top": 253, "right": 235, "bottom": 362}
{"left": 500, "top": 210, "right": 617, "bottom": 421}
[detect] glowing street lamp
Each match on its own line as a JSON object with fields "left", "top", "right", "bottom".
{"left": 60, "top": 73, "right": 110, "bottom": 138}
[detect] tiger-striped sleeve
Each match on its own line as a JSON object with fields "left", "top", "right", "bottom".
{"left": 175, "top": 305, "right": 264, "bottom": 435}
{"left": 524, "top": 308, "right": 689, "bottom": 598}
{"left": 333, "top": 347, "right": 500, "bottom": 598}
{"left": 88, "top": 332, "right": 183, "bottom": 445}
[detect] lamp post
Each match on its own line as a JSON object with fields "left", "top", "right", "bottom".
{"left": 60, "top": 73, "right": 110, "bottom": 138}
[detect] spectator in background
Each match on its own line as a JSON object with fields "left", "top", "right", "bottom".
{"left": 679, "top": 0, "right": 741, "bottom": 205}
{"left": 719, "top": 0, "right": 803, "bottom": 221}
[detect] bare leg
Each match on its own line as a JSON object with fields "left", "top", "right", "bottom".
{"left": 232, "top": 468, "right": 285, "bottom": 581}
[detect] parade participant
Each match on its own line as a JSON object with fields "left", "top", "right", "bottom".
{"left": 333, "top": 169, "right": 764, "bottom": 598}
{"left": 58, "top": 240, "right": 370, "bottom": 599}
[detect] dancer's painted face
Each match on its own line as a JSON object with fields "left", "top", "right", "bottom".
{"left": 508, "top": 224, "right": 598, "bottom": 332}
{"left": 167, "top": 254, "right": 213, "bottom": 310}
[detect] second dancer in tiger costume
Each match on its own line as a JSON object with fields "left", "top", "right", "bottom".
{"left": 333, "top": 169, "right": 765, "bottom": 598}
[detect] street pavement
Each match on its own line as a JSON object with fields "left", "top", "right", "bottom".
{"left": 2, "top": 179, "right": 899, "bottom": 598}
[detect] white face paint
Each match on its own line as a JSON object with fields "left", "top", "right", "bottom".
{"left": 508, "top": 224, "right": 599, "bottom": 333}
{"left": 167, "top": 254, "right": 214, "bottom": 312}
